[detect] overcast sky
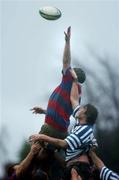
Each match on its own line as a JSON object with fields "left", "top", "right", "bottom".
{"left": 1, "top": 0, "right": 119, "bottom": 169}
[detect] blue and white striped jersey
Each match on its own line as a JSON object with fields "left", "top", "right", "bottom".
{"left": 65, "top": 105, "right": 97, "bottom": 161}
{"left": 65, "top": 124, "right": 97, "bottom": 161}
{"left": 100, "top": 166, "right": 119, "bottom": 180}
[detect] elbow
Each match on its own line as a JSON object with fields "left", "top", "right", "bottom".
{"left": 15, "top": 166, "right": 22, "bottom": 177}
{"left": 59, "top": 140, "right": 68, "bottom": 149}
{"left": 70, "top": 96, "right": 74, "bottom": 106}
{"left": 70, "top": 97, "right": 77, "bottom": 109}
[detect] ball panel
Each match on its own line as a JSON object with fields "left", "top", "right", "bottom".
{"left": 42, "top": 6, "right": 58, "bottom": 15}
{"left": 39, "top": 11, "right": 61, "bottom": 20}
{"left": 39, "top": 6, "right": 61, "bottom": 20}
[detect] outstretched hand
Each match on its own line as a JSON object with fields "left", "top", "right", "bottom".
{"left": 64, "top": 26, "right": 71, "bottom": 42}
{"left": 30, "top": 106, "right": 46, "bottom": 114}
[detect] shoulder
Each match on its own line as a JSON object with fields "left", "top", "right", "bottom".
{"left": 65, "top": 132, "right": 82, "bottom": 150}
{"left": 65, "top": 125, "right": 92, "bottom": 149}
{"left": 72, "top": 105, "right": 80, "bottom": 118}
{"left": 62, "top": 66, "right": 71, "bottom": 75}
{"left": 75, "top": 125, "right": 92, "bottom": 135}
{"left": 74, "top": 125, "right": 93, "bottom": 144}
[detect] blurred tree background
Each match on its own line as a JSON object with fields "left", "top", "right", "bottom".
{"left": 73, "top": 49, "right": 119, "bottom": 172}
{"left": 1, "top": 51, "right": 119, "bottom": 178}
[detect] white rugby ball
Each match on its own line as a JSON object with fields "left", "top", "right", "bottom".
{"left": 39, "top": 6, "right": 61, "bottom": 20}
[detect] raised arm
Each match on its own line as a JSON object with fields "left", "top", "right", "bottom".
{"left": 70, "top": 82, "right": 80, "bottom": 109}
{"left": 89, "top": 150, "right": 119, "bottom": 180}
{"left": 63, "top": 26, "right": 71, "bottom": 70}
{"left": 89, "top": 150, "right": 105, "bottom": 170}
{"left": 29, "top": 134, "right": 68, "bottom": 149}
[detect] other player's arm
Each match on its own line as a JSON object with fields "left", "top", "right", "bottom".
{"left": 29, "top": 134, "right": 68, "bottom": 149}
{"left": 30, "top": 106, "right": 46, "bottom": 114}
{"left": 63, "top": 26, "right": 71, "bottom": 70}
{"left": 89, "top": 150, "right": 105, "bottom": 170}
{"left": 89, "top": 150, "right": 119, "bottom": 180}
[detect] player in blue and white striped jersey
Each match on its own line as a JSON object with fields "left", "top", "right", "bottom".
{"left": 64, "top": 81, "right": 98, "bottom": 162}
{"left": 30, "top": 103, "right": 98, "bottom": 160}
{"left": 90, "top": 150, "right": 119, "bottom": 180}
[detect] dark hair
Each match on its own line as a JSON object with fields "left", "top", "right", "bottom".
{"left": 84, "top": 104, "right": 98, "bottom": 125}
{"left": 64, "top": 162, "right": 91, "bottom": 180}
{"left": 32, "top": 169, "right": 48, "bottom": 180}
{"left": 73, "top": 68, "right": 86, "bottom": 84}
{"left": 90, "top": 169, "right": 100, "bottom": 180}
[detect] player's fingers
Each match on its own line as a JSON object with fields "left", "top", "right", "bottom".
{"left": 67, "top": 26, "right": 71, "bottom": 34}
{"left": 30, "top": 135, "right": 37, "bottom": 141}
{"left": 68, "top": 26, "right": 71, "bottom": 32}
{"left": 29, "top": 136, "right": 33, "bottom": 142}
{"left": 33, "top": 111, "right": 38, "bottom": 114}
{"left": 64, "top": 31, "right": 67, "bottom": 36}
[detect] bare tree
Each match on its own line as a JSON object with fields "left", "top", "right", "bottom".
{"left": 73, "top": 53, "right": 119, "bottom": 130}
{"left": 73, "top": 51, "right": 119, "bottom": 171}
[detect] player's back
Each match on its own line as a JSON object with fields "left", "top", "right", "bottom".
{"left": 45, "top": 68, "right": 81, "bottom": 132}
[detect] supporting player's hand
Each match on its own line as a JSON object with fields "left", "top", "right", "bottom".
{"left": 30, "top": 107, "right": 46, "bottom": 114}
{"left": 29, "top": 134, "right": 42, "bottom": 143}
{"left": 64, "top": 26, "right": 71, "bottom": 42}
{"left": 30, "top": 143, "right": 41, "bottom": 155}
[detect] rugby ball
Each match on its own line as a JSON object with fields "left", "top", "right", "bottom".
{"left": 39, "top": 6, "right": 61, "bottom": 20}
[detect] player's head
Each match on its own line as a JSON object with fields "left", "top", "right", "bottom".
{"left": 76, "top": 104, "right": 98, "bottom": 125}
{"left": 83, "top": 104, "right": 98, "bottom": 125}
{"left": 32, "top": 168, "right": 48, "bottom": 180}
{"left": 73, "top": 163, "right": 91, "bottom": 180}
{"left": 64, "top": 162, "right": 91, "bottom": 180}
{"left": 73, "top": 68, "right": 86, "bottom": 84}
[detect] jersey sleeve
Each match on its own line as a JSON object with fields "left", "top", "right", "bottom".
{"left": 72, "top": 105, "right": 80, "bottom": 118}
{"left": 65, "top": 133, "right": 82, "bottom": 150}
{"left": 100, "top": 166, "right": 119, "bottom": 180}
{"left": 65, "top": 125, "right": 92, "bottom": 150}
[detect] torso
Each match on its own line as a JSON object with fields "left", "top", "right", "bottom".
{"left": 45, "top": 67, "right": 81, "bottom": 132}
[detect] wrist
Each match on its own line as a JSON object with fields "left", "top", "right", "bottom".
{"left": 65, "top": 39, "right": 70, "bottom": 43}
{"left": 29, "top": 151, "right": 36, "bottom": 157}
{"left": 74, "top": 78, "right": 78, "bottom": 82}
{"left": 44, "top": 110, "right": 47, "bottom": 114}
